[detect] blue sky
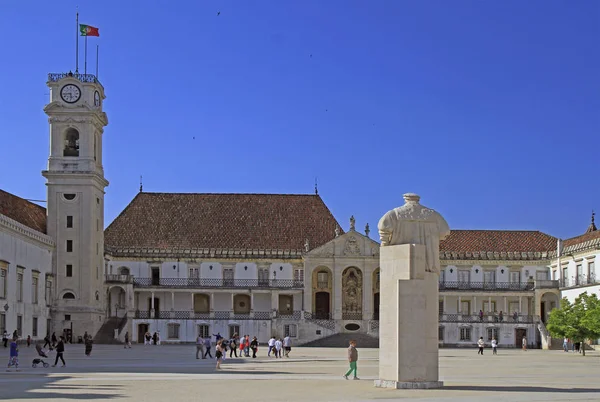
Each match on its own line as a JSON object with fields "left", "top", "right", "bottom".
{"left": 1, "top": 1, "right": 599, "bottom": 240}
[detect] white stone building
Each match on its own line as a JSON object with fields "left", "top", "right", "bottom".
{"left": 1, "top": 69, "right": 599, "bottom": 348}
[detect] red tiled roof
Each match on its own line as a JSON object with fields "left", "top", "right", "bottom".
{"left": 0, "top": 190, "right": 47, "bottom": 234}
{"left": 104, "top": 192, "right": 341, "bottom": 253}
{"left": 440, "top": 230, "right": 557, "bottom": 253}
{"left": 563, "top": 230, "right": 600, "bottom": 248}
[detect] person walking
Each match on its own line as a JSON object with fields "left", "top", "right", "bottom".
{"left": 203, "top": 337, "right": 213, "bottom": 359}
{"left": 343, "top": 340, "right": 359, "bottom": 380}
{"left": 250, "top": 336, "right": 258, "bottom": 358}
{"left": 274, "top": 338, "right": 283, "bottom": 358}
{"left": 2, "top": 331, "right": 8, "bottom": 348}
{"left": 229, "top": 334, "right": 238, "bottom": 358}
{"left": 196, "top": 334, "right": 205, "bottom": 359}
{"left": 522, "top": 336, "right": 527, "bottom": 351}
{"left": 244, "top": 335, "right": 251, "bottom": 357}
{"left": 52, "top": 336, "right": 66, "bottom": 367}
{"left": 6, "top": 336, "right": 19, "bottom": 372}
{"left": 491, "top": 337, "right": 498, "bottom": 355}
{"left": 283, "top": 335, "right": 292, "bottom": 358}
{"left": 477, "top": 337, "right": 485, "bottom": 355}
{"left": 43, "top": 334, "right": 52, "bottom": 350}
{"left": 84, "top": 336, "right": 93, "bottom": 357}
{"left": 124, "top": 332, "right": 132, "bottom": 349}
{"left": 267, "top": 336, "right": 276, "bottom": 357}
{"left": 215, "top": 340, "right": 224, "bottom": 370}
{"left": 51, "top": 332, "right": 57, "bottom": 348}
{"left": 563, "top": 337, "right": 569, "bottom": 352}
{"left": 26, "top": 335, "right": 31, "bottom": 348}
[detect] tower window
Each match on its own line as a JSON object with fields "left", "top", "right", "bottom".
{"left": 66, "top": 264, "right": 73, "bottom": 277}
{"left": 62, "top": 292, "right": 75, "bottom": 300}
{"left": 63, "top": 128, "right": 80, "bottom": 157}
{"left": 66, "top": 216, "right": 73, "bottom": 228}
{"left": 63, "top": 194, "right": 76, "bottom": 201}
{"left": 66, "top": 240, "right": 73, "bottom": 252}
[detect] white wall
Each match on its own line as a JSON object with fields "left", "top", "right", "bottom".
{"left": 201, "top": 262, "right": 222, "bottom": 279}
{"left": 270, "top": 263, "right": 293, "bottom": 280}
{"left": 0, "top": 221, "right": 53, "bottom": 341}
{"left": 235, "top": 263, "right": 257, "bottom": 280}
{"left": 253, "top": 293, "right": 271, "bottom": 311}
{"left": 561, "top": 284, "right": 600, "bottom": 303}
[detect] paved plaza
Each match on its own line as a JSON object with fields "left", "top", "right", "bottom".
{"left": 0, "top": 344, "right": 599, "bottom": 401}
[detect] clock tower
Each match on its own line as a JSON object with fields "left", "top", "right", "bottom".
{"left": 42, "top": 72, "right": 108, "bottom": 339}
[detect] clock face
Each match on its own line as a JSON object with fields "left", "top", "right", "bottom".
{"left": 94, "top": 91, "right": 100, "bottom": 107}
{"left": 60, "top": 84, "right": 81, "bottom": 103}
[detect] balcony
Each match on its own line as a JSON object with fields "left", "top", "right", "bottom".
{"left": 342, "top": 311, "right": 363, "bottom": 320}
{"left": 134, "top": 310, "right": 274, "bottom": 320}
{"left": 560, "top": 274, "right": 598, "bottom": 289}
{"left": 439, "top": 313, "right": 534, "bottom": 324}
{"left": 48, "top": 72, "right": 99, "bottom": 84}
{"left": 439, "top": 281, "right": 535, "bottom": 291}
{"left": 132, "top": 278, "right": 304, "bottom": 289}
{"left": 105, "top": 274, "right": 133, "bottom": 284}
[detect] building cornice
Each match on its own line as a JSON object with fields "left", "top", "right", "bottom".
{"left": 104, "top": 246, "right": 304, "bottom": 261}
{"left": 440, "top": 251, "right": 550, "bottom": 261}
{"left": 0, "top": 213, "right": 54, "bottom": 249}
{"left": 441, "top": 259, "right": 551, "bottom": 266}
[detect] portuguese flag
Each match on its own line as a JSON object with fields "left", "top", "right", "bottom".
{"left": 80, "top": 24, "right": 99, "bottom": 37}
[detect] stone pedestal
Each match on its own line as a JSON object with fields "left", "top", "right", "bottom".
{"left": 374, "top": 244, "right": 443, "bottom": 389}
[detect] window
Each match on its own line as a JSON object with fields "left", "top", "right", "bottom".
{"left": 438, "top": 299, "right": 444, "bottom": 315}
{"left": 229, "top": 325, "right": 240, "bottom": 338}
{"left": 317, "top": 271, "right": 328, "bottom": 288}
{"left": 438, "top": 326, "right": 444, "bottom": 341}
{"left": 483, "top": 301, "right": 496, "bottom": 313}
{"left": 483, "top": 270, "right": 496, "bottom": 287}
{"left": 459, "top": 327, "right": 471, "bottom": 341}
{"left": 32, "top": 317, "right": 38, "bottom": 337}
{"left": 32, "top": 276, "right": 38, "bottom": 304}
{"left": 65, "top": 314, "right": 71, "bottom": 321}
{"left": 63, "top": 194, "right": 76, "bottom": 201}
{"left": 66, "top": 216, "right": 73, "bottom": 228}
{"left": 17, "top": 273, "right": 23, "bottom": 302}
{"left": 459, "top": 300, "right": 471, "bottom": 315}
{"left": 47, "top": 318, "right": 51, "bottom": 334}
{"left": 458, "top": 270, "right": 470, "bottom": 284}
{"left": 590, "top": 261, "right": 596, "bottom": 282}
{"left": 45, "top": 280, "right": 52, "bottom": 305}
{"left": 576, "top": 264, "right": 583, "bottom": 284}
{"left": 66, "top": 265, "right": 73, "bottom": 277}
{"left": 63, "top": 128, "right": 79, "bottom": 157}
{"left": 294, "top": 269, "right": 304, "bottom": 282}
{"left": 0, "top": 313, "right": 5, "bottom": 335}
{"left": 553, "top": 270, "right": 557, "bottom": 280}
{"left": 189, "top": 267, "right": 199, "bottom": 279}
{"left": 509, "top": 301, "right": 520, "bottom": 314}
{"left": 536, "top": 271, "right": 548, "bottom": 281}
{"left": 198, "top": 324, "right": 209, "bottom": 339}
{"left": 62, "top": 292, "right": 75, "bottom": 299}
{"left": 66, "top": 240, "right": 73, "bottom": 252}
{"left": 0, "top": 266, "right": 6, "bottom": 298}
{"left": 562, "top": 267, "right": 568, "bottom": 285}
{"left": 284, "top": 324, "right": 298, "bottom": 338}
{"left": 16, "top": 315, "right": 22, "bottom": 336}
{"left": 487, "top": 328, "right": 499, "bottom": 341}
{"left": 509, "top": 271, "right": 521, "bottom": 283}
{"left": 168, "top": 323, "right": 180, "bottom": 339}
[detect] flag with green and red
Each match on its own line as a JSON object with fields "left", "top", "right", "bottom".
{"left": 80, "top": 24, "right": 99, "bottom": 37}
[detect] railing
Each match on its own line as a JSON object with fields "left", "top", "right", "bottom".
{"left": 134, "top": 310, "right": 273, "bottom": 320}
{"left": 303, "top": 311, "right": 335, "bottom": 331}
{"left": 275, "top": 310, "right": 301, "bottom": 320}
{"left": 559, "top": 274, "right": 599, "bottom": 288}
{"left": 48, "top": 72, "right": 99, "bottom": 83}
{"left": 105, "top": 274, "right": 133, "bottom": 284}
{"left": 534, "top": 280, "right": 560, "bottom": 289}
{"left": 133, "top": 278, "right": 304, "bottom": 289}
{"left": 439, "top": 281, "right": 535, "bottom": 291}
{"left": 369, "top": 320, "right": 379, "bottom": 332}
{"left": 439, "top": 314, "right": 534, "bottom": 324}
{"left": 316, "top": 281, "right": 329, "bottom": 289}
{"left": 342, "top": 312, "right": 363, "bottom": 320}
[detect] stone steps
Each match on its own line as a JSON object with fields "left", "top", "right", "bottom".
{"left": 300, "top": 332, "right": 379, "bottom": 348}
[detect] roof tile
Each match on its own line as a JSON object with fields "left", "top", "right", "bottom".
{"left": 0, "top": 190, "right": 47, "bottom": 234}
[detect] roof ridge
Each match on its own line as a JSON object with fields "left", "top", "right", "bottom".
{"left": 139, "top": 192, "right": 321, "bottom": 196}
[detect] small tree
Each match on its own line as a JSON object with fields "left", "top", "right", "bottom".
{"left": 547, "top": 292, "right": 600, "bottom": 356}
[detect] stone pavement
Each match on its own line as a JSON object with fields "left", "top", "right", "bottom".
{"left": 0, "top": 344, "right": 599, "bottom": 401}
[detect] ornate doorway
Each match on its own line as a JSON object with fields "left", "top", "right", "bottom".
{"left": 342, "top": 267, "right": 363, "bottom": 320}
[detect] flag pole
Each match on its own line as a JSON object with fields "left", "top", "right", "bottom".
{"left": 75, "top": 11, "right": 79, "bottom": 72}
{"left": 96, "top": 45, "right": 99, "bottom": 79}
{"left": 84, "top": 34, "right": 88, "bottom": 75}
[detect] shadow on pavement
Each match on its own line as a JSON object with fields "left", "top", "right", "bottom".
{"left": 444, "top": 385, "right": 600, "bottom": 393}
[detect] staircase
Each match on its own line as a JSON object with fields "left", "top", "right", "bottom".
{"left": 301, "top": 332, "right": 379, "bottom": 348}
{"left": 94, "top": 316, "right": 127, "bottom": 344}
{"left": 536, "top": 318, "right": 562, "bottom": 350}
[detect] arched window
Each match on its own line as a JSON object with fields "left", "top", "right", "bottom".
{"left": 63, "top": 128, "right": 79, "bottom": 157}
{"left": 62, "top": 292, "right": 75, "bottom": 299}
{"left": 119, "top": 267, "right": 130, "bottom": 276}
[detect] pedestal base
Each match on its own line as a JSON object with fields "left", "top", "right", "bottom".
{"left": 374, "top": 380, "right": 444, "bottom": 389}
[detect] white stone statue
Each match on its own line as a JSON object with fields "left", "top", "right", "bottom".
{"left": 377, "top": 193, "right": 450, "bottom": 274}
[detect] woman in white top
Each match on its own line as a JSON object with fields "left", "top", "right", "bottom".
{"left": 491, "top": 338, "right": 498, "bottom": 355}
{"left": 477, "top": 337, "right": 485, "bottom": 355}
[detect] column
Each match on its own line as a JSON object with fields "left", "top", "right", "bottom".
{"left": 271, "top": 291, "right": 278, "bottom": 317}
{"left": 473, "top": 296, "right": 477, "bottom": 314}
{"left": 503, "top": 296, "right": 507, "bottom": 313}
{"left": 210, "top": 292, "right": 215, "bottom": 318}
{"left": 333, "top": 267, "right": 342, "bottom": 320}
{"left": 458, "top": 296, "right": 462, "bottom": 314}
{"left": 249, "top": 292, "right": 255, "bottom": 318}
{"left": 363, "top": 266, "right": 372, "bottom": 320}
{"left": 190, "top": 293, "right": 195, "bottom": 313}
{"left": 519, "top": 296, "right": 522, "bottom": 318}
{"left": 443, "top": 295, "right": 446, "bottom": 314}
{"left": 171, "top": 292, "right": 175, "bottom": 311}
{"left": 488, "top": 296, "right": 492, "bottom": 312}
{"left": 150, "top": 291, "right": 155, "bottom": 319}
{"left": 231, "top": 293, "right": 235, "bottom": 318}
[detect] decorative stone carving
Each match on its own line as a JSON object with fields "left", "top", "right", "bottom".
{"left": 378, "top": 193, "right": 450, "bottom": 274}
{"left": 350, "top": 215, "right": 356, "bottom": 231}
{"left": 343, "top": 236, "right": 361, "bottom": 256}
{"left": 365, "top": 223, "right": 370, "bottom": 237}
{"left": 342, "top": 267, "right": 362, "bottom": 313}
{"left": 304, "top": 239, "right": 310, "bottom": 252}
{"left": 335, "top": 225, "right": 340, "bottom": 237}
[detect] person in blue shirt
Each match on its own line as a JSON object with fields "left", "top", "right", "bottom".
{"left": 7, "top": 336, "right": 19, "bottom": 372}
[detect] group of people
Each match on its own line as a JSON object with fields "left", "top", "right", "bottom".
{"left": 476, "top": 336, "right": 528, "bottom": 355}
{"left": 6, "top": 333, "right": 68, "bottom": 371}
{"left": 267, "top": 336, "right": 292, "bottom": 358}
{"left": 143, "top": 331, "right": 161, "bottom": 345}
{"left": 563, "top": 337, "right": 583, "bottom": 353}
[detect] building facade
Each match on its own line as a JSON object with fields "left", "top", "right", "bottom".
{"left": 1, "top": 70, "right": 599, "bottom": 347}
